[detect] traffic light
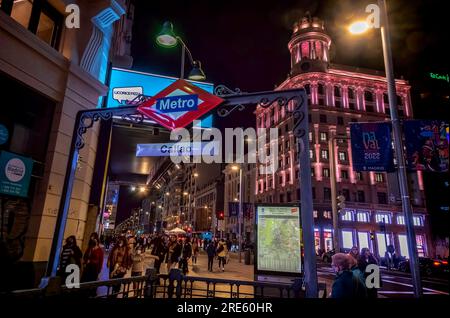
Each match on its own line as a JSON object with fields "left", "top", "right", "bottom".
{"left": 370, "top": 232, "right": 375, "bottom": 240}
{"left": 337, "top": 195, "right": 346, "bottom": 213}
{"left": 216, "top": 211, "right": 225, "bottom": 220}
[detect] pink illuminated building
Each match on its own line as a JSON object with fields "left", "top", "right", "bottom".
{"left": 255, "top": 15, "right": 432, "bottom": 259}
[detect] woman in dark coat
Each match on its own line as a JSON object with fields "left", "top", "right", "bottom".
{"left": 58, "top": 235, "right": 82, "bottom": 282}
{"left": 358, "top": 247, "right": 379, "bottom": 298}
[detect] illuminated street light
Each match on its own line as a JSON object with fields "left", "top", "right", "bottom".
{"left": 231, "top": 165, "right": 239, "bottom": 171}
{"left": 348, "top": 20, "right": 369, "bottom": 34}
{"left": 139, "top": 186, "right": 146, "bottom": 193}
{"left": 130, "top": 186, "right": 136, "bottom": 192}
{"left": 166, "top": 192, "right": 170, "bottom": 196}
{"left": 193, "top": 172, "right": 199, "bottom": 177}
{"left": 183, "top": 191, "right": 188, "bottom": 196}
{"left": 156, "top": 21, "right": 177, "bottom": 47}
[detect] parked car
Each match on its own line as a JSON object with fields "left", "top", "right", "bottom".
{"left": 398, "top": 257, "right": 449, "bottom": 276}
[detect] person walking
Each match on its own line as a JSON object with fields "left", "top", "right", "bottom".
{"left": 81, "top": 233, "right": 104, "bottom": 283}
{"left": 348, "top": 246, "right": 359, "bottom": 262}
{"left": 206, "top": 240, "right": 216, "bottom": 272}
{"left": 107, "top": 236, "right": 131, "bottom": 280}
{"left": 192, "top": 240, "right": 199, "bottom": 264}
{"left": 358, "top": 247, "right": 379, "bottom": 298}
{"left": 179, "top": 238, "right": 192, "bottom": 275}
{"left": 166, "top": 236, "right": 181, "bottom": 272}
{"left": 216, "top": 239, "right": 228, "bottom": 272}
{"left": 58, "top": 235, "right": 82, "bottom": 282}
{"left": 151, "top": 234, "right": 166, "bottom": 274}
{"left": 330, "top": 253, "right": 367, "bottom": 298}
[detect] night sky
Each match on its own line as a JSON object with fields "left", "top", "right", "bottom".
{"left": 129, "top": 0, "right": 449, "bottom": 237}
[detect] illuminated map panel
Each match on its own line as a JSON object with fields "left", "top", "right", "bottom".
{"left": 256, "top": 205, "right": 302, "bottom": 275}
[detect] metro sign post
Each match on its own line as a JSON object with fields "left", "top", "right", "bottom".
{"left": 137, "top": 79, "right": 224, "bottom": 130}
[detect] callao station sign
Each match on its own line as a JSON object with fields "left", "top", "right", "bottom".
{"left": 137, "top": 79, "right": 224, "bottom": 130}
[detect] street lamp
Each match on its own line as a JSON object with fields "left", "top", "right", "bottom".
{"left": 156, "top": 21, "right": 206, "bottom": 81}
{"left": 349, "top": 0, "right": 422, "bottom": 297}
{"left": 231, "top": 164, "right": 244, "bottom": 263}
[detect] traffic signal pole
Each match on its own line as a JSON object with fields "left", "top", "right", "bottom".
{"left": 329, "top": 134, "right": 348, "bottom": 253}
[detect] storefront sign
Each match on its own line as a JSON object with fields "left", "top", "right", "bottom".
{"left": 136, "top": 141, "right": 219, "bottom": 157}
{"left": 0, "top": 151, "right": 33, "bottom": 197}
{"left": 404, "top": 120, "right": 449, "bottom": 172}
{"left": 350, "top": 122, "right": 394, "bottom": 172}
{"left": 429, "top": 72, "right": 449, "bottom": 83}
{"left": 255, "top": 204, "right": 302, "bottom": 275}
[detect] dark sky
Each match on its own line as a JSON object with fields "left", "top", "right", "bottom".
{"left": 131, "top": 0, "right": 449, "bottom": 107}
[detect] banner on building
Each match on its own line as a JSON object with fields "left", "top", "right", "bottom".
{"left": 404, "top": 120, "right": 449, "bottom": 172}
{"left": 350, "top": 122, "right": 394, "bottom": 172}
{"left": 0, "top": 151, "right": 33, "bottom": 198}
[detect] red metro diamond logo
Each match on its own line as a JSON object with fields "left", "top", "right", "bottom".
{"left": 137, "top": 79, "right": 224, "bottom": 130}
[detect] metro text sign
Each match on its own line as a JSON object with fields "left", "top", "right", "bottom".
{"left": 137, "top": 79, "right": 224, "bottom": 130}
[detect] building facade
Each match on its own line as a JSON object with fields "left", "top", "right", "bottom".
{"left": 255, "top": 15, "right": 431, "bottom": 259}
{"left": 0, "top": 0, "right": 126, "bottom": 288}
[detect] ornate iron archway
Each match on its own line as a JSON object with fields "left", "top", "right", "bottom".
{"left": 44, "top": 86, "right": 318, "bottom": 297}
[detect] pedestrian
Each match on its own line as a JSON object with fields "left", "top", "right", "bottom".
{"left": 348, "top": 246, "right": 359, "bottom": 262}
{"left": 81, "top": 233, "right": 104, "bottom": 283}
{"left": 330, "top": 253, "right": 367, "bottom": 298}
{"left": 131, "top": 246, "right": 145, "bottom": 277}
{"left": 216, "top": 239, "right": 228, "bottom": 272}
{"left": 166, "top": 236, "right": 181, "bottom": 272}
{"left": 58, "top": 235, "right": 82, "bottom": 283}
{"left": 179, "top": 237, "right": 192, "bottom": 274}
{"left": 358, "top": 247, "right": 379, "bottom": 298}
{"left": 151, "top": 234, "right": 167, "bottom": 274}
{"left": 108, "top": 236, "right": 131, "bottom": 280}
{"left": 206, "top": 241, "right": 216, "bottom": 272}
{"left": 192, "top": 239, "right": 199, "bottom": 264}
{"left": 203, "top": 238, "right": 208, "bottom": 251}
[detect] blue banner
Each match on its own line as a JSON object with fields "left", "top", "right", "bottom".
{"left": 404, "top": 120, "right": 449, "bottom": 172}
{"left": 350, "top": 122, "right": 394, "bottom": 172}
{"left": 228, "top": 202, "right": 254, "bottom": 218}
{"left": 0, "top": 151, "right": 33, "bottom": 197}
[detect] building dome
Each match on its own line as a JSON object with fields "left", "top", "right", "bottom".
{"left": 288, "top": 13, "right": 332, "bottom": 75}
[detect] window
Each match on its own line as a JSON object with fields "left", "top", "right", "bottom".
{"left": 320, "top": 114, "right": 327, "bottom": 123}
{"left": 323, "top": 168, "right": 330, "bottom": 178}
{"left": 338, "top": 151, "right": 347, "bottom": 161}
{"left": 366, "top": 105, "right": 375, "bottom": 112}
{"left": 318, "top": 83, "right": 325, "bottom": 95}
{"left": 358, "top": 232, "right": 370, "bottom": 249}
{"left": 280, "top": 194, "right": 284, "bottom": 203}
{"left": 357, "top": 190, "right": 365, "bottom": 202}
{"left": 286, "top": 173, "right": 290, "bottom": 182}
{"left": 375, "top": 173, "right": 384, "bottom": 182}
{"left": 349, "top": 102, "right": 356, "bottom": 110}
{"left": 397, "top": 95, "right": 403, "bottom": 106}
{"left": 397, "top": 215, "right": 405, "bottom": 225}
{"left": 320, "top": 132, "right": 328, "bottom": 142}
{"left": 383, "top": 93, "right": 389, "bottom": 103}
{"left": 324, "top": 187, "right": 331, "bottom": 201}
{"left": 376, "top": 233, "right": 392, "bottom": 257}
{"left": 348, "top": 88, "right": 355, "bottom": 99}
{"left": 375, "top": 213, "right": 391, "bottom": 224}
{"left": 341, "top": 211, "right": 353, "bottom": 221}
{"left": 342, "top": 230, "right": 354, "bottom": 249}
{"left": 309, "top": 131, "right": 313, "bottom": 142}
{"left": 337, "top": 116, "right": 344, "bottom": 125}
{"left": 413, "top": 215, "right": 424, "bottom": 227}
{"left": 286, "top": 156, "right": 290, "bottom": 165}
{"left": 310, "top": 168, "right": 314, "bottom": 177}
{"left": 5, "top": 0, "right": 63, "bottom": 49}
{"left": 341, "top": 170, "right": 349, "bottom": 180}
{"left": 305, "top": 84, "right": 311, "bottom": 94}
{"left": 357, "top": 212, "right": 369, "bottom": 222}
{"left": 285, "top": 140, "right": 290, "bottom": 150}
{"left": 335, "top": 100, "right": 341, "bottom": 108}
{"left": 377, "top": 192, "right": 388, "bottom": 204}
{"left": 279, "top": 159, "right": 283, "bottom": 168}
{"left": 287, "top": 192, "right": 292, "bottom": 202}
{"left": 313, "top": 210, "right": 318, "bottom": 218}
{"left": 356, "top": 172, "right": 363, "bottom": 181}
{"left": 342, "top": 189, "right": 350, "bottom": 202}
{"left": 285, "top": 123, "right": 289, "bottom": 132}
{"left": 364, "top": 90, "right": 374, "bottom": 102}
{"left": 334, "top": 86, "right": 341, "bottom": 97}
{"left": 321, "top": 149, "right": 329, "bottom": 160}
{"left": 398, "top": 234, "right": 408, "bottom": 258}
{"left": 309, "top": 149, "right": 314, "bottom": 159}
{"left": 323, "top": 211, "right": 332, "bottom": 219}
{"left": 279, "top": 175, "right": 283, "bottom": 185}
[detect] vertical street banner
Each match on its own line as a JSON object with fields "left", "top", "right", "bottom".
{"left": 228, "top": 202, "right": 239, "bottom": 217}
{"left": 0, "top": 151, "right": 34, "bottom": 198}
{"left": 350, "top": 122, "right": 394, "bottom": 172}
{"left": 403, "top": 120, "right": 449, "bottom": 172}
{"left": 228, "top": 202, "right": 254, "bottom": 218}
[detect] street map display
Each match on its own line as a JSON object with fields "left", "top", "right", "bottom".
{"left": 256, "top": 205, "right": 302, "bottom": 274}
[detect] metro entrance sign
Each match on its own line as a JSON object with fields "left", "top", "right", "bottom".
{"left": 137, "top": 79, "right": 224, "bottom": 130}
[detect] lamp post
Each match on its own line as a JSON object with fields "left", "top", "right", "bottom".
{"left": 349, "top": 0, "right": 422, "bottom": 297}
{"left": 156, "top": 21, "right": 206, "bottom": 81}
{"left": 232, "top": 164, "right": 243, "bottom": 263}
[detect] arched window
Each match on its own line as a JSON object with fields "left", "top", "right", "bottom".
{"left": 364, "top": 90, "right": 374, "bottom": 102}
{"left": 334, "top": 86, "right": 341, "bottom": 97}
{"left": 318, "top": 83, "right": 325, "bottom": 95}
{"left": 305, "top": 84, "right": 311, "bottom": 94}
{"left": 348, "top": 88, "right": 355, "bottom": 99}
{"left": 315, "top": 41, "right": 323, "bottom": 60}
{"left": 301, "top": 42, "right": 309, "bottom": 59}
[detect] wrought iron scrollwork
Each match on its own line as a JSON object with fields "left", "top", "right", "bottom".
{"left": 214, "top": 84, "right": 242, "bottom": 97}
{"left": 217, "top": 103, "right": 245, "bottom": 117}
{"left": 120, "top": 112, "right": 145, "bottom": 125}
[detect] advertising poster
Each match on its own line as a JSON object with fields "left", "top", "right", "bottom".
{"left": 256, "top": 204, "right": 302, "bottom": 275}
{"left": 404, "top": 120, "right": 449, "bottom": 172}
{"left": 350, "top": 122, "right": 394, "bottom": 172}
{"left": 0, "top": 151, "right": 34, "bottom": 198}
